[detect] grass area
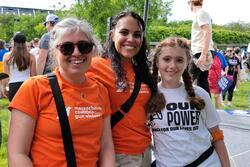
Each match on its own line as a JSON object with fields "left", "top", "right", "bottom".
{"left": 218, "top": 81, "right": 250, "bottom": 110}
{"left": 0, "top": 81, "right": 249, "bottom": 165}
{"left": 0, "top": 98, "right": 9, "bottom": 166}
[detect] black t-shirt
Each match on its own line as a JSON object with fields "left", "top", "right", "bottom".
{"left": 225, "top": 55, "right": 240, "bottom": 76}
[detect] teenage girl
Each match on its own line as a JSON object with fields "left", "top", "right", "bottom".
{"left": 147, "top": 37, "right": 230, "bottom": 167}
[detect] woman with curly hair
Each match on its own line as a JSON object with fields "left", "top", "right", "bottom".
{"left": 87, "top": 10, "right": 164, "bottom": 166}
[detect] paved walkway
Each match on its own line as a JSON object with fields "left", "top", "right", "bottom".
{"left": 218, "top": 109, "right": 250, "bottom": 167}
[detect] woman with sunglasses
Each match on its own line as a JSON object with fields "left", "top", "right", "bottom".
{"left": 222, "top": 47, "right": 241, "bottom": 107}
{"left": 87, "top": 11, "right": 163, "bottom": 166}
{"left": 8, "top": 18, "right": 115, "bottom": 167}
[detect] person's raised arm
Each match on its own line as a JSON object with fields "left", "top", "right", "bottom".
{"left": 197, "top": 24, "right": 212, "bottom": 65}
{"left": 209, "top": 126, "right": 230, "bottom": 167}
{"left": 8, "top": 109, "right": 36, "bottom": 167}
{"left": 99, "top": 116, "right": 115, "bottom": 167}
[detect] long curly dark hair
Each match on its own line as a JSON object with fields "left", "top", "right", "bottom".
{"left": 147, "top": 37, "right": 205, "bottom": 113}
{"left": 102, "top": 10, "right": 157, "bottom": 97}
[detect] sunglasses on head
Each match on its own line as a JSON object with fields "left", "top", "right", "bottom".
{"left": 56, "top": 40, "right": 94, "bottom": 56}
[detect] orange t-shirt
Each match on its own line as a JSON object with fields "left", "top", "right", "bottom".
{"left": 9, "top": 67, "right": 111, "bottom": 167}
{"left": 87, "top": 57, "right": 151, "bottom": 154}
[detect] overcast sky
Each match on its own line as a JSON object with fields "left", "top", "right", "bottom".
{"left": 170, "top": 0, "right": 250, "bottom": 25}
{"left": 1, "top": 0, "right": 250, "bottom": 25}
{"left": 1, "top": 0, "right": 75, "bottom": 10}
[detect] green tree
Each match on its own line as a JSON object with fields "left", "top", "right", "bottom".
{"left": 67, "top": 0, "right": 173, "bottom": 41}
{"left": 0, "top": 14, "right": 15, "bottom": 41}
{"left": 224, "top": 21, "right": 250, "bottom": 32}
{"left": 66, "top": 0, "right": 120, "bottom": 41}
{"left": 1, "top": 2, "right": 249, "bottom": 45}
{"left": 13, "top": 13, "right": 47, "bottom": 41}
{"left": 0, "top": 13, "right": 46, "bottom": 42}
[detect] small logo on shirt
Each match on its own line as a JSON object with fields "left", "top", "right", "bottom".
{"left": 56, "top": 106, "right": 102, "bottom": 120}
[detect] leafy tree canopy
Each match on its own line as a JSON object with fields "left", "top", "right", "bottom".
{"left": 0, "top": 1, "right": 250, "bottom": 46}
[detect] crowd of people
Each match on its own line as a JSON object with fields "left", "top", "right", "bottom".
{"left": 0, "top": 0, "right": 250, "bottom": 166}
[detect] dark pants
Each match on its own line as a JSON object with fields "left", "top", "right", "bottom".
{"left": 222, "top": 76, "right": 237, "bottom": 101}
{"left": 151, "top": 160, "right": 156, "bottom": 167}
{"left": 8, "top": 82, "right": 23, "bottom": 101}
{"left": 189, "top": 52, "right": 211, "bottom": 97}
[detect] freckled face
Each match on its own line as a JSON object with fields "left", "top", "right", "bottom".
{"left": 111, "top": 16, "right": 143, "bottom": 60}
{"left": 157, "top": 46, "right": 189, "bottom": 88}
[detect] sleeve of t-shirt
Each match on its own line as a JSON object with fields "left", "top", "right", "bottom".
{"left": 195, "top": 86, "right": 221, "bottom": 128}
{"left": 39, "top": 34, "right": 50, "bottom": 49}
{"left": 217, "top": 52, "right": 228, "bottom": 68}
{"left": 8, "top": 78, "right": 39, "bottom": 120}
{"left": 197, "top": 10, "right": 211, "bottom": 27}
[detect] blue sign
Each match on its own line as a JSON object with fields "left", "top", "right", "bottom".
{"left": 221, "top": 110, "right": 250, "bottom": 116}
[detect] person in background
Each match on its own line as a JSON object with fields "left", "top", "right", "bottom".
{"left": 0, "top": 39, "right": 9, "bottom": 68}
{"left": 2, "top": 32, "right": 36, "bottom": 101}
{"left": 233, "top": 47, "right": 242, "bottom": 90}
{"left": 87, "top": 11, "right": 164, "bottom": 167}
{"left": 8, "top": 18, "right": 115, "bottom": 167}
{"left": 37, "top": 14, "right": 59, "bottom": 75}
{"left": 188, "top": 0, "right": 214, "bottom": 96}
{"left": 147, "top": 37, "right": 230, "bottom": 167}
{"left": 222, "top": 47, "right": 241, "bottom": 107}
{"left": 26, "top": 42, "right": 33, "bottom": 52}
{"left": 0, "top": 39, "right": 9, "bottom": 98}
{"left": 242, "top": 54, "right": 250, "bottom": 81}
{"left": 30, "top": 38, "right": 40, "bottom": 61}
{"left": 208, "top": 47, "right": 229, "bottom": 109}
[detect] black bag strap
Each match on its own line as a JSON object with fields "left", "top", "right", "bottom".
{"left": 47, "top": 73, "right": 77, "bottom": 167}
{"left": 111, "top": 76, "right": 141, "bottom": 128}
{"left": 151, "top": 146, "right": 213, "bottom": 167}
{"left": 184, "top": 146, "right": 214, "bottom": 167}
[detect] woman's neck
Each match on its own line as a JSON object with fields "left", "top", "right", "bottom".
{"left": 161, "top": 81, "right": 182, "bottom": 89}
{"left": 59, "top": 69, "right": 85, "bottom": 85}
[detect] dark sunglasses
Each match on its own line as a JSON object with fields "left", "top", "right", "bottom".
{"left": 56, "top": 40, "right": 94, "bottom": 56}
{"left": 227, "top": 50, "right": 233, "bottom": 52}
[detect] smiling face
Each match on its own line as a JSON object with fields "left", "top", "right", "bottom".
{"left": 157, "top": 46, "right": 189, "bottom": 88}
{"left": 226, "top": 47, "right": 234, "bottom": 57}
{"left": 111, "top": 16, "right": 143, "bottom": 60}
{"left": 55, "top": 31, "right": 93, "bottom": 83}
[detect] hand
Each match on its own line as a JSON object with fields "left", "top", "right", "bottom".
{"left": 221, "top": 71, "right": 226, "bottom": 76}
{"left": 196, "top": 53, "right": 207, "bottom": 67}
{"left": 196, "top": 52, "right": 213, "bottom": 71}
